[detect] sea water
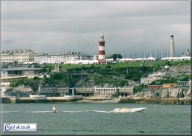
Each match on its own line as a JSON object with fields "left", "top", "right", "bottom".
{"left": 1, "top": 103, "right": 191, "bottom": 135}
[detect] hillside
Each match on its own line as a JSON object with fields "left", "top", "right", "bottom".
{"left": 10, "top": 60, "right": 191, "bottom": 94}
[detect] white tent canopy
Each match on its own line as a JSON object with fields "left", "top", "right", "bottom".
{"left": 147, "top": 56, "right": 156, "bottom": 60}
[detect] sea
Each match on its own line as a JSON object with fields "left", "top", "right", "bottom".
{"left": 1, "top": 103, "right": 191, "bottom": 135}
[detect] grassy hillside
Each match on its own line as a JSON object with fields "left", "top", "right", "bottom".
{"left": 46, "top": 60, "right": 191, "bottom": 70}
{"left": 10, "top": 60, "right": 191, "bottom": 92}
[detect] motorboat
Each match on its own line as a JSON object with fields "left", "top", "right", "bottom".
{"left": 111, "top": 107, "right": 146, "bottom": 113}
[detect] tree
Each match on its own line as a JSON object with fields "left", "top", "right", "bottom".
{"left": 180, "top": 76, "right": 189, "bottom": 81}
{"left": 133, "top": 84, "right": 145, "bottom": 94}
{"left": 38, "top": 67, "right": 49, "bottom": 73}
{"left": 111, "top": 54, "right": 122, "bottom": 60}
{"left": 13, "top": 61, "right": 18, "bottom": 66}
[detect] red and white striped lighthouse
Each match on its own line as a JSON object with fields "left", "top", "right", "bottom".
{"left": 98, "top": 33, "right": 106, "bottom": 64}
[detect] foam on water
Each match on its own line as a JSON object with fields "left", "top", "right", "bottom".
{"left": 62, "top": 110, "right": 110, "bottom": 113}
{"left": 2, "top": 110, "right": 112, "bottom": 113}
{"left": 2, "top": 110, "right": 114, "bottom": 114}
{"left": 25, "top": 111, "right": 52, "bottom": 113}
{"left": 2, "top": 109, "right": 141, "bottom": 114}
{"left": 91, "top": 110, "right": 111, "bottom": 113}
{"left": 62, "top": 111, "right": 84, "bottom": 113}
{"left": 1, "top": 111, "right": 20, "bottom": 113}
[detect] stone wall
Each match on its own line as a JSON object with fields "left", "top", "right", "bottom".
{"left": 119, "top": 97, "right": 191, "bottom": 105}
{"left": 134, "top": 87, "right": 190, "bottom": 99}
{"left": 12, "top": 85, "right": 33, "bottom": 92}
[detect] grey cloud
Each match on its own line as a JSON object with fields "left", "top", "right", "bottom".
{"left": 2, "top": 1, "right": 189, "bottom": 20}
{"left": 1, "top": 1, "right": 190, "bottom": 58}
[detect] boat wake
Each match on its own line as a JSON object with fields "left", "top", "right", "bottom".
{"left": 2, "top": 108, "right": 146, "bottom": 114}
{"left": 62, "top": 110, "right": 110, "bottom": 113}
{"left": 25, "top": 111, "right": 52, "bottom": 113}
{"left": 91, "top": 110, "right": 111, "bottom": 113}
{"left": 62, "top": 111, "right": 84, "bottom": 113}
{"left": 2, "top": 110, "right": 110, "bottom": 113}
{"left": 60, "top": 110, "right": 111, "bottom": 113}
{"left": 1, "top": 111, "right": 20, "bottom": 113}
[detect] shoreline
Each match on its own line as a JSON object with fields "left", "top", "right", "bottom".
{"left": 1, "top": 97, "right": 191, "bottom": 105}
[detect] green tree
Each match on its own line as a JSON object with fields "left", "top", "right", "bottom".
{"left": 111, "top": 54, "right": 122, "bottom": 60}
{"left": 180, "top": 76, "right": 190, "bottom": 81}
{"left": 133, "top": 84, "right": 146, "bottom": 94}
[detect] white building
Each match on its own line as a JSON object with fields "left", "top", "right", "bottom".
{"left": 119, "top": 58, "right": 134, "bottom": 62}
{"left": 119, "top": 57, "right": 156, "bottom": 62}
{"left": 161, "top": 57, "right": 180, "bottom": 61}
{"left": 94, "top": 86, "right": 133, "bottom": 96}
{"left": 178, "top": 56, "right": 191, "bottom": 60}
{"left": 1, "top": 49, "right": 38, "bottom": 64}
{"left": 140, "top": 72, "right": 165, "bottom": 85}
{"left": 34, "top": 52, "right": 87, "bottom": 64}
{"left": 161, "top": 56, "right": 191, "bottom": 61}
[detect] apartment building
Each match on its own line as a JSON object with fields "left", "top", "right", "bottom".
{"left": 1, "top": 49, "right": 38, "bottom": 64}
{"left": 1, "top": 49, "right": 91, "bottom": 64}
{"left": 34, "top": 52, "right": 89, "bottom": 64}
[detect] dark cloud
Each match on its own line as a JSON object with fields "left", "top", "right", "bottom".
{"left": 1, "top": 1, "right": 190, "bottom": 58}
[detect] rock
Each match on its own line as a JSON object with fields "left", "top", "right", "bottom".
{"left": 185, "top": 89, "right": 191, "bottom": 98}
{"left": 134, "top": 87, "right": 190, "bottom": 99}
{"left": 12, "top": 85, "right": 33, "bottom": 92}
{"left": 161, "top": 89, "right": 169, "bottom": 98}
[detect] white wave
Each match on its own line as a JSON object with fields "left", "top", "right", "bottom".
{"left": 2, "top": 110, "right": 111, "bottom": 114}
{"left": 62, "top": 111, "right": 84, "bottom": 113}
{"left": 91, "top": 110, "right": 111, "bottom": 113}
{"left": 1, "top": 111, "right": 20, "bottom": 113}
{"left": 61, "top": 110, "right": 111, "bottom": 113}
{"left": 26, "top": 111, "right": 52, "bottom": 113}
{"left": 22, "top": 110, "right": 112, "bottom": 113}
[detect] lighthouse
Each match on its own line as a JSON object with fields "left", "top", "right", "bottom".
{"left": 98, "top": 33, "right": 106, "bottom": 63}
{"left": 170, "top": 35, "right": 175, "bottom": 57}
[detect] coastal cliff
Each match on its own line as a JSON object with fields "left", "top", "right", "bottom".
{"left": 125, "top": 87, "right": 191, "bottom": 104}
{"left": 119, "top": 98, "right": 191, "bottom": 105}
{"left": 134, "top": 87, "right": 190, "bottom": 98}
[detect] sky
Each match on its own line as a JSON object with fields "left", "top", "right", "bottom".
{"left": 1, "top": 1, "right": 191, "bottom": 58}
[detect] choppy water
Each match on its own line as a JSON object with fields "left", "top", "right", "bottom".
{"left": 1, "top": 103, "right": 191, "bottom": 135}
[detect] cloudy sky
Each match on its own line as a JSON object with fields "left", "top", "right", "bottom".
{"left": 1, "top": 1, "right": 190, "bottom": 58}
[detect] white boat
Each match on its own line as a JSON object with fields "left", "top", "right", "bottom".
{"left": 111, "top": 107, "right": 146, "bottom": 113}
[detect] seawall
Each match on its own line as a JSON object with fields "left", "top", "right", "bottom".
{"left": 1, "top": 97, "right": 81, "bottom": 103}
